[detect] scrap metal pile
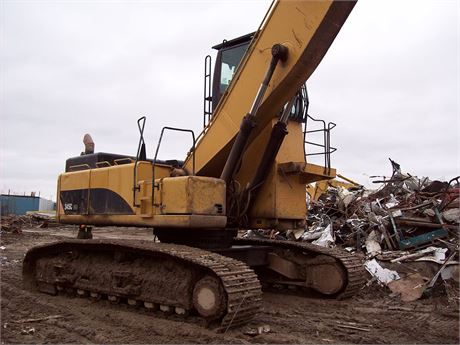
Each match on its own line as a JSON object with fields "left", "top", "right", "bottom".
{"left": 306, "top": 159, "right": 459, "bottom": 251}
{"left": 244, "top": 159, "right": 459, "bottom": 304}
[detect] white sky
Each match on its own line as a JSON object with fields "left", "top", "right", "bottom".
{"left": 1, "top": 0, "right": 459, "bottom": 202}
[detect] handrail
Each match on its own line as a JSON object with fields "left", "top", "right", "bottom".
{"left": 152, "top": 127, "right": 196, "bottom": 208}
{"left": 203, "top": 55, "right": 212, "bottom": 128}
{"left": 300, "top": 85, "right": 336, "bottom": 175}
{"left": 68, "top": 163, "right": 91, "bottom": 172}
{"left": 133, "top": 116, "right": 146, "bottom": 207}
{"left": 114, "top": 158, "right": 134, "bottom": 165}
{"left": 95, "top": 161, "right": 111, "bottom": 168}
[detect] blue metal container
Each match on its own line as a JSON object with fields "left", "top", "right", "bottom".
{"left": 0, "top": 195, "right": 40, "bottom": 215}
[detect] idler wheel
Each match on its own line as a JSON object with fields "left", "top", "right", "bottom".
{"left": 192, "top": 276, "right": 226, "bottom": 319}
{"left": 306, "top": 255, "right": 347, "bottom": 295}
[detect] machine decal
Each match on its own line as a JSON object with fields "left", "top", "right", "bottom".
{"left": 60, "top": 188, "right": 134, "bottom": 215}
{"left": 60, "top": 189, "right": 88, "bottom": 215}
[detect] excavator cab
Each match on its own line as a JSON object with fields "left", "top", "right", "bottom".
{"left": 211, "top": 33, "right": 254, "bottom": 110}
{"left": 204, "top": 32, "right": 306, "bottom": 128}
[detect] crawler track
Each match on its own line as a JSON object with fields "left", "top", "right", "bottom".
{"left": 23, "top": 239, "right": 262, "bottom": 331}
{"left": 234, "top": 238, "right": 366, "bottom": 299}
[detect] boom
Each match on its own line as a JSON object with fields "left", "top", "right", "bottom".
{"left": 184, "top": 0, "right": 355, "bottom": 177}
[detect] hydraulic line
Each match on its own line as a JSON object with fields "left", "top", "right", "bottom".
{"left": 238, "top": 96, "right": 296, "bottom": 220}
{"left": 220, "top": 44, "right": 288, "bottom": 185}
{"left": 247, "top": 96, "right": 296, "bottom": 194}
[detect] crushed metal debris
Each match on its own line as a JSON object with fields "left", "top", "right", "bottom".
{"left": 243, "top": 159, "right": 459, "bottom": 303}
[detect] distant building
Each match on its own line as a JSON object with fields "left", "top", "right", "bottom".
{"left": 0, "top": 194, "right": 56, "bottom": 215}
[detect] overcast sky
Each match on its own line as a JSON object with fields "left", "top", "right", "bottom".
{"left": 1, "top": 0, "right": 459, "bottom": 202}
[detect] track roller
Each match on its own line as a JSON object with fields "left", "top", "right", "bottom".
{"left": 144, "top": 302, "right": 157, "bottom": 310}
{"left": 127, "top": 299, "right": 140, "bottom": 306}
{"left": 90, "top": 292, "right": 101, "bottom": 300}
{"left": 108, "top": 295, "right": 120, "bottom": 303}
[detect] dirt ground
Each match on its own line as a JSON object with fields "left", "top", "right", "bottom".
{"left": 1, "top": 226, "right": 458, "bottom": 344}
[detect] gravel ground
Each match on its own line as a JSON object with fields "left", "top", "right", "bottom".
{"left": 1, "top": 226, "right": 458, "bottom": 344}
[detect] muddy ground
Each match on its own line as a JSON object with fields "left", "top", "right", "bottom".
{"left": 1, "top": 226, "right": 458, "bottom": 344}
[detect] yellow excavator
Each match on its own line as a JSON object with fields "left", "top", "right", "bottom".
{"left": 23, "top": 0, "right": 364, "bottom": 330}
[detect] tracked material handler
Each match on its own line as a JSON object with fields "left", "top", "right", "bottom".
{"left": 23, "top": 0, "right": 365, "bottom": 330}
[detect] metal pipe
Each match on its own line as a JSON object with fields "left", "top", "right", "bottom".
{"left": 248, "top": 44, "right": 288, "bottom": 117}
{"left": 245, "top": 97, "right": 296, "bottom": 213}
{"left": 220, "top": 43, "right": 288, "bottom": 184}
{"left": 133, "top": 116, "right": 146, "bottom": 207}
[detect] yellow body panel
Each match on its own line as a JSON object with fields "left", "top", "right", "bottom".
{"left": 160, "top": 176, "right": 225, "bottom": 216}
{"left": 60, "top": 170, "right": 91, "bottom": 190}
{"left": 89, "top": 164, "right": 133, "bottom": 209}
{"left": 57, "top": 163, "right": 226, "bottom": 228}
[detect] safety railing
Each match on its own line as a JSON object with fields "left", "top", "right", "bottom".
{"left": 68, "top": 163, "right": 91, "bottom": 172}
{"left": 303, "top": 115, "right": 336, "bottom": 175}
{"left": 133, "top": 116, "right": 147, "bottom": 207}
{"left": 152, "top": 127, "right": 196, "bottom": 207}
{"left": 300, "top": 85, "right": 336, "bottom": 175}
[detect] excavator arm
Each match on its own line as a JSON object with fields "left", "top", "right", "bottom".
{"left": 185, "top": 0, "right": 355, "bottom": 230}
{"left": 184, "top": 0, "right": 355, "bottom": 177}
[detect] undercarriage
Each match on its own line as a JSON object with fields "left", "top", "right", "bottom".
{"left": 23, "top": 235, "right": 366, "bottom": 330}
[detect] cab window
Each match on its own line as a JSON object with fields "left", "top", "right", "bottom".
{"left": 220, "top": 43, "right": 249, "bottom": 94}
